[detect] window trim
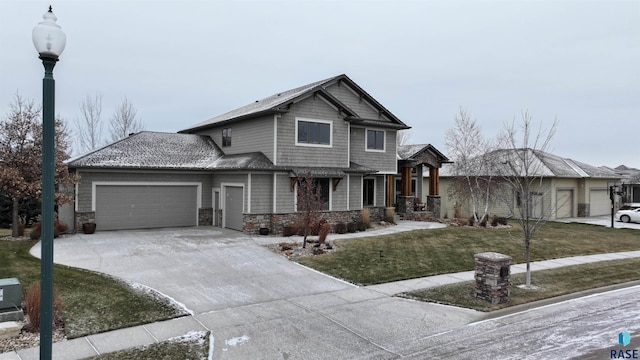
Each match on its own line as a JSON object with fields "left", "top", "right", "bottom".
{"left": 365, "top": 128, "right": 385, "bottom": 152}
{"left": 295, "top": 117, "right": 333, "bottom": 148}
{"left": 222, "top": 127, "right": 232, "bottom": 147}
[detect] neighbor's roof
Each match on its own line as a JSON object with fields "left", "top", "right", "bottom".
{"left": 179, "top": 74, "right": 410, "bottom": 133}
{"left": 397, "top": 144, "right": 451, "bottom": 163}
{"left": 437, "top": 148, "right": 621, "bottom": 179}
{"left": 67, "top": 132, "right": 281, "bottom": 171}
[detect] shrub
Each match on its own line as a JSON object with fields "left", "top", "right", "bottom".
{"left": 30, "top": 222, "right": 41, "bottom": 240}
{"left": 467, "top": 216, "right": 475, "bottom": 227}
{"left": 479, "top": 218, "right": 487, "bottom": 227}
{"left": 318, "top": 222, "right": 331, "bottom": 244}
{"left": 55, "top": 221, "right": 69, "bottom": 235}
{"left": 347, "top": 222, "right": 357, "bottom": 233}
{"left": 360, "top": 208, "right": 370, "bottom": 229}
{"left": 29, "top": 221, "right": 68, "bottom": 239}
{"left": 356, "top": 221, "right": 366, "bottom": 232}
{"left": 23, "top": 282, "right": 63, "bottom": 333}
{"left": 443, "top": 212, "right": 448, "bottom": 219}
{"left": 335, "top": 222, "right": 347, "bottom": 234}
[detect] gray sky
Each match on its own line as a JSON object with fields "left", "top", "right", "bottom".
{"left": 1, "top": 0, "right": 638, "bottom": 168}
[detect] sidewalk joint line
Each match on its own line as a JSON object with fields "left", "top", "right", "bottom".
{"left": 85, "top": 336, "right": 100, "bottom": 355}
{"left": 142, "top": 325, "right": 159, "bottom": 343}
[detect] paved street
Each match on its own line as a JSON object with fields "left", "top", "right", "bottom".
{"left": 405, "top": 285, "right": 640, "bottom": 359}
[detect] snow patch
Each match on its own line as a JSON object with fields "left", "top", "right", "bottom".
{"left": 169, "top": 330, "right": 207, "bottom": 345}
{"left": 223, "top": 335, "right": 250, "bottom": 351}
{"left": 208, "top": 332, "right": 215, "bottom": 360}
{"left": 126, "top": 281, "right": 195, "bottom": 316}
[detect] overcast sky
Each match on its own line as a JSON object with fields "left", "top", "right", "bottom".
{"left": 1, "top": 0, "right": 638, "bottom": 168}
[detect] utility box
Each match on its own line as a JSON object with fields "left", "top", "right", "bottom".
{"left": 0, "top": 278, "right": 22, "bottom": 311}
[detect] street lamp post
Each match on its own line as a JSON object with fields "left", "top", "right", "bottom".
{"left": 32, "top": 7, "right": 66, "bottom": 360}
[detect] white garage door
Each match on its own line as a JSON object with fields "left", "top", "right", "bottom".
{"left": 224, "top": 186, "right": 244, "bottom": 231}
{"left": 95, "top": 185, "right": 198, "bottom": 230}
{"left": 556, "top": 189, "right": 573, "bottom": 218}
{"left": 589, "top": 189, "right": 610, "bottom": 216}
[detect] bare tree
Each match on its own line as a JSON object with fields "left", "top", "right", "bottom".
{"left": 397, "top": 129, "right": 413, "bottom": 146}
{"left": 74, "top": 93, "right": 103, "bottom": 153}
{"left": 109, "top": 97, "right": 143, "bottom": 142}
{"left": 495, "top": 111, "right": 559, "bottom": 287}
{"left": 0, "top": 93, "right": 78, "bottom": 237}
{"left": 296, "top": 172, "right": 324, "bottom": 249}
{"left": 445, "top": 108, "right": 496, "bottom": 222}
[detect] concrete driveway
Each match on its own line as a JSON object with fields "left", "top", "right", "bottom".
{"left": 30, "top": 225, "right": 482, "bottom": 359}
{"left": 555, "top": 215, "right": 640, "bottom": 230}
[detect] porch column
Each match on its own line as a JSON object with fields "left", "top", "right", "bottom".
{"left": 385, "top": 174, "right": 394, "bottom": 208}
{"left": 429, "top": 167, "right": 439, "bottom": 195}
{"left": 397, "top": 160, "right": 415, "bottom": 215}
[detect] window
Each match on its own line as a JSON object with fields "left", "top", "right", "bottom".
{"left": 296, "top": 119, "right": 331, "bottom": 146}
{"left": 366, "top": 129, "right": 384, "bottom": 151}
{"left": 297, "top": 177, "right": 330, "bottom": 211}
{"left": 222, "top": 128, "right": 232, "bottom": 147}
{"left": 363, "top": 178, "right": 375, "bottom": 206}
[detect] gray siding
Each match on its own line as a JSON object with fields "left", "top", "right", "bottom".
{"left": 325, "top": 82, "right": 391, "bottom": 121}
{"left": 276, "top": 96, "right": 349, "bottom": 168}
{"left": 349, "top": 174, "right": 363, "bottom": 210}
{"left": 193, "top": 115, "right": 275, "bottom": 162}
{"left": 250, "top": 173, "right": 273, "bottom": 213}
{"left": 76, "top": 170, "right": 212, "bottom": 212}
{"left": 275, "top": 173, "right": 295, "bottom": 213}
{"left": 350, "top": 127, "right": 397, "bottom": 173}
{"left": 375, "top": 175, "right": 386, "bottom": 207}
{"left": 333, "top": 178, "right": 348, "bottom": 210}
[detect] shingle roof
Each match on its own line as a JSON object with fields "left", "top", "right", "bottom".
{"left": 439, "top": 148, "right": 621, "bottom": 179}
{"left": 67, "top": 132, "right": 224, "bottom": 169}
{"left": 67, "top": 132, "right": 280, "bottom": 171}
{"left": 180, "top": 74, "right": 410, "bottom": 133}
{"left": 397, "top": 144, "right": 451, "bottom": 162}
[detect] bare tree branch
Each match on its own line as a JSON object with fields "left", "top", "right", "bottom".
{"left": 109, "top": 97, "right": 144, "bottom": 142}
{"left": 74, "top": 93, "right": 103, "bottom": 154}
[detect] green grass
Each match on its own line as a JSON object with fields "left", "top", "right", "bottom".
{"left": 87, "top": 332, "right": 209, "bottom": 360}
{"left": 0, "top": 239, "right": 185, "bottom": 338}
{"left": 296, "top": 222, "right": 640, "bottom": 285}
{"left": 399, "top": 257, "right": 640, "bottom": 311}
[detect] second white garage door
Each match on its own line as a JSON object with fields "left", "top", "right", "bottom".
{"left": 95, "top": 184, "right": 198, "bottom": 231}
{"left": 589, "top": 189, "right": 610, "bottom": 216}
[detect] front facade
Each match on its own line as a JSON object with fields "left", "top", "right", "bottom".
{"left": 65, "top": 75, "right": 420, "bottom": 233}
{"left": 427, "top": 150, "right": 622, "bottom": 220}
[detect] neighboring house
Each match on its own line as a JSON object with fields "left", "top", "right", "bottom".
{"left": 605, "top": 165, "right": 640, "bottom": 204}
{"left": 425, "top": 149, "right": 622, "bottom": 220}
{"left": 64, "top": 74, "right": 442, "bottom": 233}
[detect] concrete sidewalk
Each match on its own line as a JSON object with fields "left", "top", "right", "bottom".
{"left": 3, "top": 249, "right": 640, "bottom": 360}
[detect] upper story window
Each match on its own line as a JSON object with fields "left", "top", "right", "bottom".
{"left": 222, "top": 128, "right": 232, "bottom": 147}
{"left": 366, "top": 129, "right": 385, "bottom": 151}
{"left": 296, "top": 118, "right": 332, "bottom": 147}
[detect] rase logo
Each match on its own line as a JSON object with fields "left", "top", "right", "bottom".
{"left": 611, "top": 330, "right": 638, "bottom": 359}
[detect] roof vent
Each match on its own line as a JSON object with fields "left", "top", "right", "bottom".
{"left": 128, "top": 133, "right": 135, "bottom": 137}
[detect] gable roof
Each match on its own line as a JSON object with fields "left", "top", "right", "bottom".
{"left": 439, "top": 148, "right": 621, "bottom": 179}
{"left": 397, "top": 144, "right": 451, "bottom": 162}
{"left": 180, "top": 74, "right": 410, "bottom": 133}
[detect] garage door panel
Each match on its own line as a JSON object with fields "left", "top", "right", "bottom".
{"left": 556, "top": 190, "right": 573, "bottom": 218}
{"left": 589, "top": 189, "right": 610, "bottom": 216}
{"left": 96, "top": 185, "right": 197, "bottom": 230}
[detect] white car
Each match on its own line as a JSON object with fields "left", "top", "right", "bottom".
{"left": 615, "top": 208, "right": 640, "bottom": 223}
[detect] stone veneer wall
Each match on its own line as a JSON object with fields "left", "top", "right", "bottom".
{"left": 244, "top": 207, "right": 385, "bottom": 235}
{"left": 198, "top": 208, "right": 213, "bottom": 226}
{"left": 75, "top": 211, "right": 95, "bottom": 233}
{"left": 426, "top": 196, "right": 441, "bottom": 218}
{"left": 474, "top": 252, "right": 512, "bottom": 304}
{"left": 578, "top": 203, "right": 589, "bottom": 217}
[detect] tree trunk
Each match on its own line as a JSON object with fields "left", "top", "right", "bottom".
{"left": 525, "top": 237, "right": 531, "bottom": 286}
{"left": 11, "top": 197, "right": 19, "bottom": 238}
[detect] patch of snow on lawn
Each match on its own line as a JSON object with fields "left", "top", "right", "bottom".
{"left": 127, "top": 280, "right": 195, "bottom": 316}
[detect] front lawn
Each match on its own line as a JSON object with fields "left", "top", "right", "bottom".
{"left": 296, "top": 222, "right": 640, "bottom": 285}
{"left": 399, "top": 257, "right": 640, "bottom": 311}
{"left": 0, "top": 238, "right": 185, "bottom": 339}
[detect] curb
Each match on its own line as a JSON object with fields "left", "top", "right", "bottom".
{"left": 475, "top": 279, "right": 640, "bottom": 321}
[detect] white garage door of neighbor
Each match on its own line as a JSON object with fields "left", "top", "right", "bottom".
{"left": 224, "top": 186, "right": 244, "bottom": 231}
{"left": 589, "top": 189, "right": 610, "bottom": 216}
{"left": 556, "top": 189, "right": 573, "bottom": 218}
{"left": 95, "top": 185, "right": 198, "bottom": 231}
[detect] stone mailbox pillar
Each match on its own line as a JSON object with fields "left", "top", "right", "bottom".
{"left": 474, "top": 252, "right": 511, "bottom": 304}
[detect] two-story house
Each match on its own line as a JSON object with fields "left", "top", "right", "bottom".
{"left": 65, "top": 74, "right": 416, "bottom": 233}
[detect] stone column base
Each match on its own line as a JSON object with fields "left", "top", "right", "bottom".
{"left": 426, "top": 196, "right": 441, "bottom": 218}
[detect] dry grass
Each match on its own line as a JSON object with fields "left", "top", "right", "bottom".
{"left": 400, "top": 257, "right": 640, "bottom": 311}
{"left": 297, "top": 221, "right": 640, "bottom": 285}
{"left": 23, "top": 282, "right": 64, "bottom": 333}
